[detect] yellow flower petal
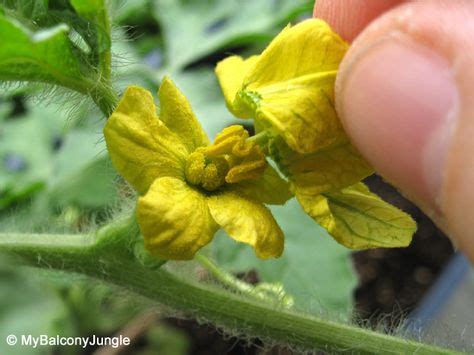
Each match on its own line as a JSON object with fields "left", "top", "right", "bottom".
{"left": 215, "top": 55, "right": 258, "bottom": 118}
{"left": 158, "top": 76, "right": 209, "bottom": 153}
{"left": 255, "top": 74, "right": 343, "bottom": 153}
{"left": 230, "top": 165, "right": 292, "bottom": 205}
{"left": 269, "top": 137, "right": 373, "bottom": 196}
{"left": 104, "top": 86, "right": 188, "bottom": 194}
{"left": 215, "top": 19, "right": 348, "bottom": 153}
{"left": 208, "top": 192, "right": 284, "bottom": 258}
{"left": 137, "top": 177, "right": 219, "bottom": 260}
{"left": 297, "top": 183, "right": 416, "bottom": 249}
{"left": 247, "top": 20, "right": 347, "bottom": 86}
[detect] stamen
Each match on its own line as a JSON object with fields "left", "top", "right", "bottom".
{"left": 184, "top": 125, "right": 267, "bottom": 191}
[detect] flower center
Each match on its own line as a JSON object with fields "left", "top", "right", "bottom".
{"left": 185, "top": 125, "right": 267, "bottom": 191}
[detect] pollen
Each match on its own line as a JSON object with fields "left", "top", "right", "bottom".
{"left": 184, "top": 151, "right": 206, "bottom": 185}
{"left": 185, "top": 125, "right": 267, "bottom": 191}
{"left": 202, "top": 158, "right": 228, "bottom": 191}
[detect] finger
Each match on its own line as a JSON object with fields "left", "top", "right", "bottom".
{"left": 336, "top": 0, "right": 474, "bottom": 261}
{"left": 313, "top": 0, "right": 406, "bottom": 42}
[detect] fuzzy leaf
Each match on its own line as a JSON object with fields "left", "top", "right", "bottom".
{"left": 70, "top": 0, "right": 111, "bottom": 56}
{"left": 70, "top": 0, "right": 105, "bottom": 14}
{"left": 0, "top": 15, "right": 88, "bottom": 91}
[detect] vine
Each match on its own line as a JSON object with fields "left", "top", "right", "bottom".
{"left": 0, "top": 222, "right": 458, "bottom": 354}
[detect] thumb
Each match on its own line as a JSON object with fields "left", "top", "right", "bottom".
{"left": 335, "top": 0, "right": 474, "bottom": 260}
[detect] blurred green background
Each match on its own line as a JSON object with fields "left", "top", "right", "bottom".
{"left": 0, "top": 1, "right": 364, "bottom": 353}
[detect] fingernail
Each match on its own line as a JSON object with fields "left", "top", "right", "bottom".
{"left": 339, "top": 37, "right": 459, "bottom": 209}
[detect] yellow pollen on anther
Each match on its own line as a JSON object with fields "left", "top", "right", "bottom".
{"left": 184, "top": 151, "right": 206, "bottom": 185}
{"left": 184, "top": 125, "right": 267, "bottom": 191}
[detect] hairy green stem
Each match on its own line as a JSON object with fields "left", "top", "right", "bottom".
{"left": 196, "top": 254, "right": 293, "bottom": 308}
{"left": 0, "top": 222, "right": 459, "bottom": 354}
{"left": 196, "top": 254, "right": 261, "bottom": 295}
{"left": 98, "top": 4, "right": 112, "bottom": 83}
{"left": 88, "top": 82, "right": 118, "bottom": 118}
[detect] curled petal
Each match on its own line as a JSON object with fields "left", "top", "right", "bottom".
{"left": 215, "top": 55, "right": 258, "bottom": 118}
{"left": 208, "top": 192, "right": 284, "bottom": 258}
{"left": 231, "top": 164, "right": 292, "bottom": 205}
{"left": 255, "top": 74, "right": 344, "bottom": 153}
{"left": 244, "top": 20, "right": 347, "bottom": 87}
{"left": 298, "top": 183, "right": 416, "bottom": 249}
{"left": 225, "top": 158, "right": 266, "bottom": 184}
{"left": 137, "top": 177, "right": 219, "bottom": 260}
{"left": 204, "top": 125, "right": 248, "bottom": 157}
{"left": 216, "top": 19, "right": 348, "bottom": 153}
{"left": 269, "top": 137, "right": 373, "bottom": 196}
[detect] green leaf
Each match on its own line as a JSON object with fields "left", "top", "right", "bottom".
{"left": 47, "top": 130, "right": 117, "bottom": 209}
{"left": 70, "top": 0, "right": 105, "bottom": 14}
{"left": 213, "top": 198, "right": 357, "bottom": 317}
{"left": 153, "top": 0, "right": 313, "bottom": 70}
{"left": 2, "top": 0, "right": 111, "bottom": 72}
{"left": 114, "top": 0, "right": 150, "bottom": 24}
{"left": 70, "top": 0, "right": 111, "bottom": 67}
{"left": 0, "top": 0, "right": 48, "bottom": 21}
{"left": 298, "top": 183, "right": 417, "bottom": 249}
{"left": 0, "top": 104, "right": 62, "bottom": 209}
{"left": 0, "top": 100, "right": 117, "bottom": 211}
{"left": 0, "top": 256, "right": 144, "bottom": 355}
{"left": 0, "top": 14, "right": 90, "bottom": 92}
{"left": 53, "top": 279, "right": 147, "bottom": 336}
{"left": 0, "top": 258, "right": 74, "bottom": 355}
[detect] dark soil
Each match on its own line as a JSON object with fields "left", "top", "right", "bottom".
{"left": 354, "top": 175, "right": 454, "bottom": 328}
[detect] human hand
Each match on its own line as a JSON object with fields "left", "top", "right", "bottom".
{"left": 314, "top": 0, "right": 474, "bottom": 261}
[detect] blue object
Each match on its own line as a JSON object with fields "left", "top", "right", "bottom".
{"left": 406, "top": 252, "right": 470, "bottom": 333}
{"left": 3, "top": 153, "right": 27, "bottom": 172}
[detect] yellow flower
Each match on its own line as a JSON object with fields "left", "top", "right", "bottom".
{"left": 215, "top": 19, "right": 416, "bottom": 249}
{"left": 103, "top": 77, "right": 291, "bottom": 260}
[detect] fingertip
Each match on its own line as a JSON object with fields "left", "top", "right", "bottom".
{"left": 336, "top": 0, "right": 474, "bottom": 261}
{"left": 339, "top": 38, "right": 458, "bottom": 209}
{"left": 313, "top": 0, "right": 405, "bottom": 41}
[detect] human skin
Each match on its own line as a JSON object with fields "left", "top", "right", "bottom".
{"left": 313, "top": 0, "right": 474, "bottom": 261}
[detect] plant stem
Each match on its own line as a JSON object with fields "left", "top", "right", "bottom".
{"left": 196, "top": 254, "right": 294, "bottom": 307}
{"left": 86, "top": 1, "right": 116, "bottom": 118}
{"left": 0, "top": 226, "right": 459, "bottom": 354}
{"left": 89, "top": 82, "right": 119, "bottom": 118}
{"left": 247, "top": 131, "right": 268, "bottom": 145}
{"left": 98, "top": 3, "right": 112, "bottom": 83}
{"left": 196, "top": 253, "right": 254, "bottom": 292}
